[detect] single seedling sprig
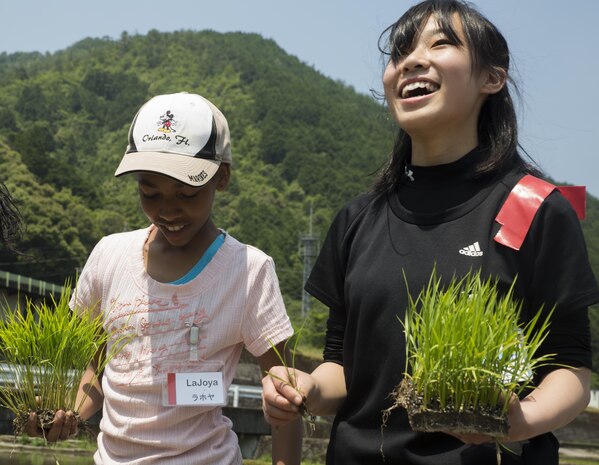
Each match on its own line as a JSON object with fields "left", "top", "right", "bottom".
{"left": 265, "top": 324, "right": 316, "bottom": 434}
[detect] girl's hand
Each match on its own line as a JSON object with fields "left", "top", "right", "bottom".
{"left": 24, "top": 409, "right": 79, "bottom": 442}
{"left": 261, "top": 365, "right": 314, "bottom": 426}
{"left": 446, "top": 394, "right": 527, "bottom": 445}
{"left": 449, "top": 367, "right": 591, "bottom": 446}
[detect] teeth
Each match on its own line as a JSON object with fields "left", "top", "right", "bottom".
{"left": 401, "top": 81, "right": 439, "bottom": 98}
{"left": 165, "top": 225, "right": 184, "bottom": 232}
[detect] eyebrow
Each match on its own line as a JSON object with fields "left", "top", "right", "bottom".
{"left": 427, "top": 27, "right": 446, "bottom": 37}
{"left": 137, "top": 177, "right": 159, "bottom": 188}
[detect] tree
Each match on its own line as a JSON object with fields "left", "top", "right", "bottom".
{"left": 16, "top": 83, "right": 48, "bottom": 121}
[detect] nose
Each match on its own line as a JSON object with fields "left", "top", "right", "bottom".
{"left": 401, "top": 46, "right": 428, "bottom": 73}
{"left": 157, "top": 198, "right": 181, "bottom": 221}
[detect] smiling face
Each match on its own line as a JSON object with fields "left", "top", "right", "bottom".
{"left": 383, "top": 14, "right": 502, "bottom": 163}
{"left": 136, "top": 165, "right": 229, "bottom": 250}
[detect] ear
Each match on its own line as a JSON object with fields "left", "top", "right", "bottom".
{"left": 215, "top": 164, "right": 230, "bottom": 191}
{"left": 481, "top": 67, "right": 506, "bottom": 95}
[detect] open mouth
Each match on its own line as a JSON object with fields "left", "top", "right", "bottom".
{"left": 401, "top": 81, "right": 440, "bottom": 99}
{"left": 163, "top": 224, "right": 185, "bottom": 232}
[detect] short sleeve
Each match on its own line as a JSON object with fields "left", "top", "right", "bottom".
{"left": 70, "top": 237, "right": 107, "bottom": 319}
{"left": 242, "top": 256, "right": 293, "bottom": 357}
{"left": 305, "top": 195, "right": 371, "bottom": 309}
{"left": 305, "top": 214, "right": 347, "bottom": 310}
{"left": 305, "top": 195, "right": 373, "bottom": 365}
{"left": 520, "top": 191, "right": 599, "bottom": 369}
{"left": 522, "top": 191, "right": 599, "bottom": 313}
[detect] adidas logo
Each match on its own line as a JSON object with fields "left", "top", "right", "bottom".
{"left": 459, "top": 241, "right": 483, "bottom": 257}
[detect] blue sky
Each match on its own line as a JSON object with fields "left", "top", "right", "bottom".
{"left": 2, "top": 0, "right": 598, "bottom": 198}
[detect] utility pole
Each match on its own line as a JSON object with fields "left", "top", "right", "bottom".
{"left": 298, "top": 204, "right": 320, "bottom": 319}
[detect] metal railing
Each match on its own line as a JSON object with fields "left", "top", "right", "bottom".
{"left": 0, "top": 270, "right": 64, "bottom": 297}
{"left": 228, "top": 384, "right": 262, "bottom": 408}
{"left": 0, "top": 362, "right": 263, "bottom": 408}
{"left": 3, "top": 361, "right": 596, "bottom": 410}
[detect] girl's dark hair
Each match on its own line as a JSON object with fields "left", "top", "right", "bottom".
{"left": 0, "top": 182, "right": 23, "bottom": 253}
{"left": 373, "top": 0, "right": 539, "bottom": 195}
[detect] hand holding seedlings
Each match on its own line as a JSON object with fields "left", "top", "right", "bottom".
{"left": 444, "top": 393, "right": 521, "bottom": 445}
{"left": 385, "top": 271, "right": 555, "bottom": 441}
{"left": 262, "top": 365, "right": 313, "bottom": 426}
{"left": 24, "top": 409, "right": 79, "bottom": 442}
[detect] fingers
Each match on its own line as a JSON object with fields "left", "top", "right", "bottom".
{"left": 65, "top": 411, "right": 79, "bottom": 438}
{"left": 261, "top": 368, "right": 306, "bottom": 426}
{"left": 50, "top": 410, "right": 79, "bottom": 442}
{"left": 263, "top": 367, "right": 305, "bottom": 405}
{"left": 24, "top": 411, "right": 41, "bottom": 437}
{"left": 263, "top": 398, "right": 302, "bottom": 426}
{"left": 23, "top": 410, "right": 79, "bottom": 442}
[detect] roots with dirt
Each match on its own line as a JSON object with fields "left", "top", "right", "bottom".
{"left": 388, "top": 378, "right": 508, "bottom": 436}
{"left": 12, "top": 408, "right": 89, "bottom": 439}
{"left": 381, "top": 379, "right": 509, "bottom": 465}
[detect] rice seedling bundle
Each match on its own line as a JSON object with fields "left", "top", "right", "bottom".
{"left": 387, "top": 269, "right": 553, "bottom": 437}
{"left": 0, "top": 281, "right": 125, "bottom": 437}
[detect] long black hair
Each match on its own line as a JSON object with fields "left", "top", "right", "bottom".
{"left": 373, "top": 0, "right": 540, "bottom": 195}
{"left": 0, "top": 182, "right": 23, "bottom": 253}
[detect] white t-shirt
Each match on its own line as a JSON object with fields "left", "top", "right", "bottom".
{"left": 72, "top": 227, "right": 293, "bottom": 465}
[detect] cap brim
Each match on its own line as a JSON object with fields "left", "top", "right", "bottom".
{"left": 115, "top": 151, "right": 221, "bottom": 187}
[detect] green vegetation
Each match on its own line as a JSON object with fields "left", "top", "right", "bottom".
{"left": 558, "top": 459, "right": 599, "bottom": 465}
{"left": 0, "top": 29, "right": 597, "bottom": 384}
{"left": 397, "top": 270, "right": 553, "bottom": 420}
{"left": 0, "top": 29, "right": 393, "bottom": 356}
{"left": 265, "top": 325, "right": 317, "bottom": 433}
{"left": 15, "top": 434, "right": 96, "bottom": 451}
{"left": 0, "top": 282, "right": 125, "bottom": 434}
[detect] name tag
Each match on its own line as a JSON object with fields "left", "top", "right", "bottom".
{"left": 165, "top": 372, "right": 226, "bottom": 406}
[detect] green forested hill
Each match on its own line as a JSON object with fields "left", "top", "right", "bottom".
{"left": 0, "top": 30, "right": 394, "bottom": 292}
{"left": 0, "top": 30, "right": 597, "bottom": 383}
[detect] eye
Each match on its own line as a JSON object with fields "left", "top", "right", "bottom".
{"left": 178, "top": 191, "right": 199, "bottom": 199}
{"left": 139, "top": 187, "right": 158, "bottom": 199}
{"left": 432, "top": 38, "right": 453, "bottom": 48}
{"left": 140, "top": 192, "right": 157, "bottom": 199}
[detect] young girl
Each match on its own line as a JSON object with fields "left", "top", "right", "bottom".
{"left": 262, "top": 1, "right": 598, "bottom": 464}
{"left": 25, "top": 92, "right": 302, "bottom": 465}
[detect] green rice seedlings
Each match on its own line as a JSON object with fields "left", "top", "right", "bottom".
{"left": 265, "top": 325, "right": 316, "bottom": 434}
{"left": 0, "top": 280, "right": 127, "bottom": 439}
{"left": 382, "top": 269, "right": 554, "bottom": 463}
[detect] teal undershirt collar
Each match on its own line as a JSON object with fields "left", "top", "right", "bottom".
{"left": 169, "top": 233, "right": 225, "bottom": 285}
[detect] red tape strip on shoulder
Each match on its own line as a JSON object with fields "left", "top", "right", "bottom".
{"left": 556, "top": 186, "right": 586, "bottom": 221}
{"left": 494, "top": 175, "right": 586, "bottom": 251}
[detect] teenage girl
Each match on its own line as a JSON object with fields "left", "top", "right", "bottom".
{"left": 262, "top": 1, "right": 598, "bottom": 464}
{"left": 25, "top": 92, "right": 302, "bottom": 465}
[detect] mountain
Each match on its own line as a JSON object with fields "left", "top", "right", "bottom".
{"left": 0, "top": 30, "right": 597, "bottom": 383}
{"left": 0, "top": 29, "right": 394, "bottom": 288}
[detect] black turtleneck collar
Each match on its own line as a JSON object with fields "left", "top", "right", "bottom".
{"left": 396, "top": 146, "right": 497, "bottom": 214}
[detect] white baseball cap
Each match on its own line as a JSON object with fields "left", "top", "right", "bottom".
{"left": 115, "top": 92, "right": 232, "bottom": 187}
